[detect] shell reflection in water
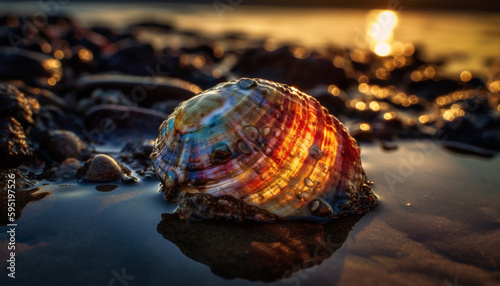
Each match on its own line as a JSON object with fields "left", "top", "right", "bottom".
{"left": 150, "top": 78, "right": 376, "bottom": 221}
{"left": 157, "top": 213, "right": 364, "bottom": 282}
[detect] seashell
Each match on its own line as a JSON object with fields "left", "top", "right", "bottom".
{"left": 150, "top": 78, "right": 376, "bottom": 221}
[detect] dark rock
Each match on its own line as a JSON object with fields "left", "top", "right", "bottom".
{"left": 0, "top": 118, "right": 31, "bottom": 169}
{"left": 41, "top": 130, "right": 88, "bottom": 162}
{"left": 54, "top": 158, "right": 81, "bottom": 180}
{"left": 0, "top": 83, "right": 40, "bottom": 128}
{"left": 232, "top": 46, "right": 348, "bottom": 90}
{"left": 307, "top": 85, "right": 348, "bottom": 115}
{"left": 0, "top": 47, "right": 63, "bottom": 88}
{"left": 103, "top": 43, "right": 162, "bottom": 76}
{"left": 83, "top": 105, "right": 167, "bottom": 143}
{"left": 438, "top": 115, "right": 500, "bottom": 151}
{"left": 74, "top": 74, "right": 199, "bottom": 108}
{"left": 36, "top": 105, "right": 83, "bottom": 134}
{"left": 405, "top": 78, "right": 460, "bottom": 101}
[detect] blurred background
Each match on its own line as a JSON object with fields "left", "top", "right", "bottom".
{"left": 2, "top": 0, "right": 499, "bottom": 78}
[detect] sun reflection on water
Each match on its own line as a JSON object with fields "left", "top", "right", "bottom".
{"left": 366, "top": 10, "right": 398, "bottom": 56}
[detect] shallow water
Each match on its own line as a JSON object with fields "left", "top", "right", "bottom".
{"left": 1, "top": 141, "right": 499, "bottom": 286}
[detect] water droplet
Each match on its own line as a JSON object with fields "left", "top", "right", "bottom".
{"left": 243, "top": 126, "right": 259, "bottom": 142}
{"left": 237, "top": 78, "right": 257, "bottom": 89}
{"left": 274, "top": 130, "right": 281, "bottom": 137}
{"left": 310, "top": 200, "right": 320, "bottom": 211}
{"left": 218, "top": 199, "right": 229, "bottom": 206}
{"left": 309, "top": 144, "right": 324, "bottom": 160}
{"left": 299, "top": 191, "right": 311, "bottom": 200}
{"left": 308, "top": 199, "right": 333, "bottom": 218}
{"left": 210, "top": 143, "right": 232, "bottom": 164}
{"left": 237, "top": 140, "right": 252, "bottom": 155}
{"left": 304, "top": 177, "right": 314, "bottom": 187}
{"left": 181, "top": 161, "right": 188, "bottom": 171}
{"left": 178, "top": 171, "right": 187, "bottom": 183}
{"left": 264, "top": 147, "right": 272, "bottom": 155}
{"left": 164, "top": 170, "right": 176, "bottom": 188}
{"left": 262, "top": 126, "right": 271, "bottom": 137}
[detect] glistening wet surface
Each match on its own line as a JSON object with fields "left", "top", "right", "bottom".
{"left": 0, "top": 142, "right": 499, "bottom": 286}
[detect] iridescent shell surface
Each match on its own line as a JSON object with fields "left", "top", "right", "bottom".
{"left": 150, "top": 78, "right": 376, "bottom": 221}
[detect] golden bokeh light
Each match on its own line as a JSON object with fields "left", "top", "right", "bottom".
{"left": 333, "top": 56, "right": 345, "bottom": 68}
{"left": 356, "top": 101, "right": 367, "bottom": 110}
{"left": 411, "top": 70, "right": 422, "bottom": 82}
{"left": 328, "top": 85, "right": 340, "bottom": 96}
{"left": 42, "top": 59, "right": 61, "bottom": 69}
{"left": 360, "top": 123, "right": 371, "bottom": 131}
{"left": 358, "top": 75, "right": 369, "bottom": 84}
{"left": 424, "top": 66, "right": 435, "bottom": 78}
{"left": 418, "top": 115, "right": 429, "bottom": 124}
{"left": 263, "top": 39, "right": 277, "bottom": 51}
{"left": 460, "top": 70, "right": 472, "bottom": 82}
{"left": 409, "top": 95, "right": 419, "bottom": 104}
{"left": 78, "top": 48, "right": 94, "bottom": 62}
{"left": 358, "top": 83, "right": 369, "bottom": 93}
{"left": 402, "top": 43, "right": 415, "bottom": 56}
{"left": 213, "top": 44, "right": 224, "bottom": 58}
{"left": 376, "top": 67, "right": 389, "bottom": 79}
{"left": 290, "top": 46, "right": 309, "bottom": 59}
{"left": 54, "top": 50, "right": 64, "bottom": 59}
{"left": 212, "top": 69, "right": 222, "bottom": 78}
{"left": 441, "top": 107, "right": 465, "bottom": 121}
{"left": 189, "top": 85, "right": 202, "bottom": 94}
{"left": 47, "top": 77, "right": 57, "bottom": 86}
{"left": 369, "top": 101, "right": 380, "bottom": 111}
{"left": 489, "top": 81, "right": 500, "bottom": 93}
{"left": 41, "top": 43, "right": 52, "bottom": 53}
{"left": 192, "top": 55, "right": 206, "bottom": 69}
{"left": 383, "top": 112, "right": 396, "bottom": 120}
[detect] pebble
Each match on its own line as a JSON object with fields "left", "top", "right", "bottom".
{"left": 77, "top": 154, "right": 132, "bottom": 182}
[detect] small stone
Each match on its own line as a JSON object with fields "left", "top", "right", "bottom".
{"left": 41, "top": 130, "right": 87, "bottom": 162}
{"left": 54, "top": 158, "right": 81, "bottom": 180}
{"left": 78, "top": 154, "right": 131, "bottom": 182}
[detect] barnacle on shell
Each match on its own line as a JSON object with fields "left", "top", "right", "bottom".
{"left": 150, "top": 78, "right": 376, "bottom": 222}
